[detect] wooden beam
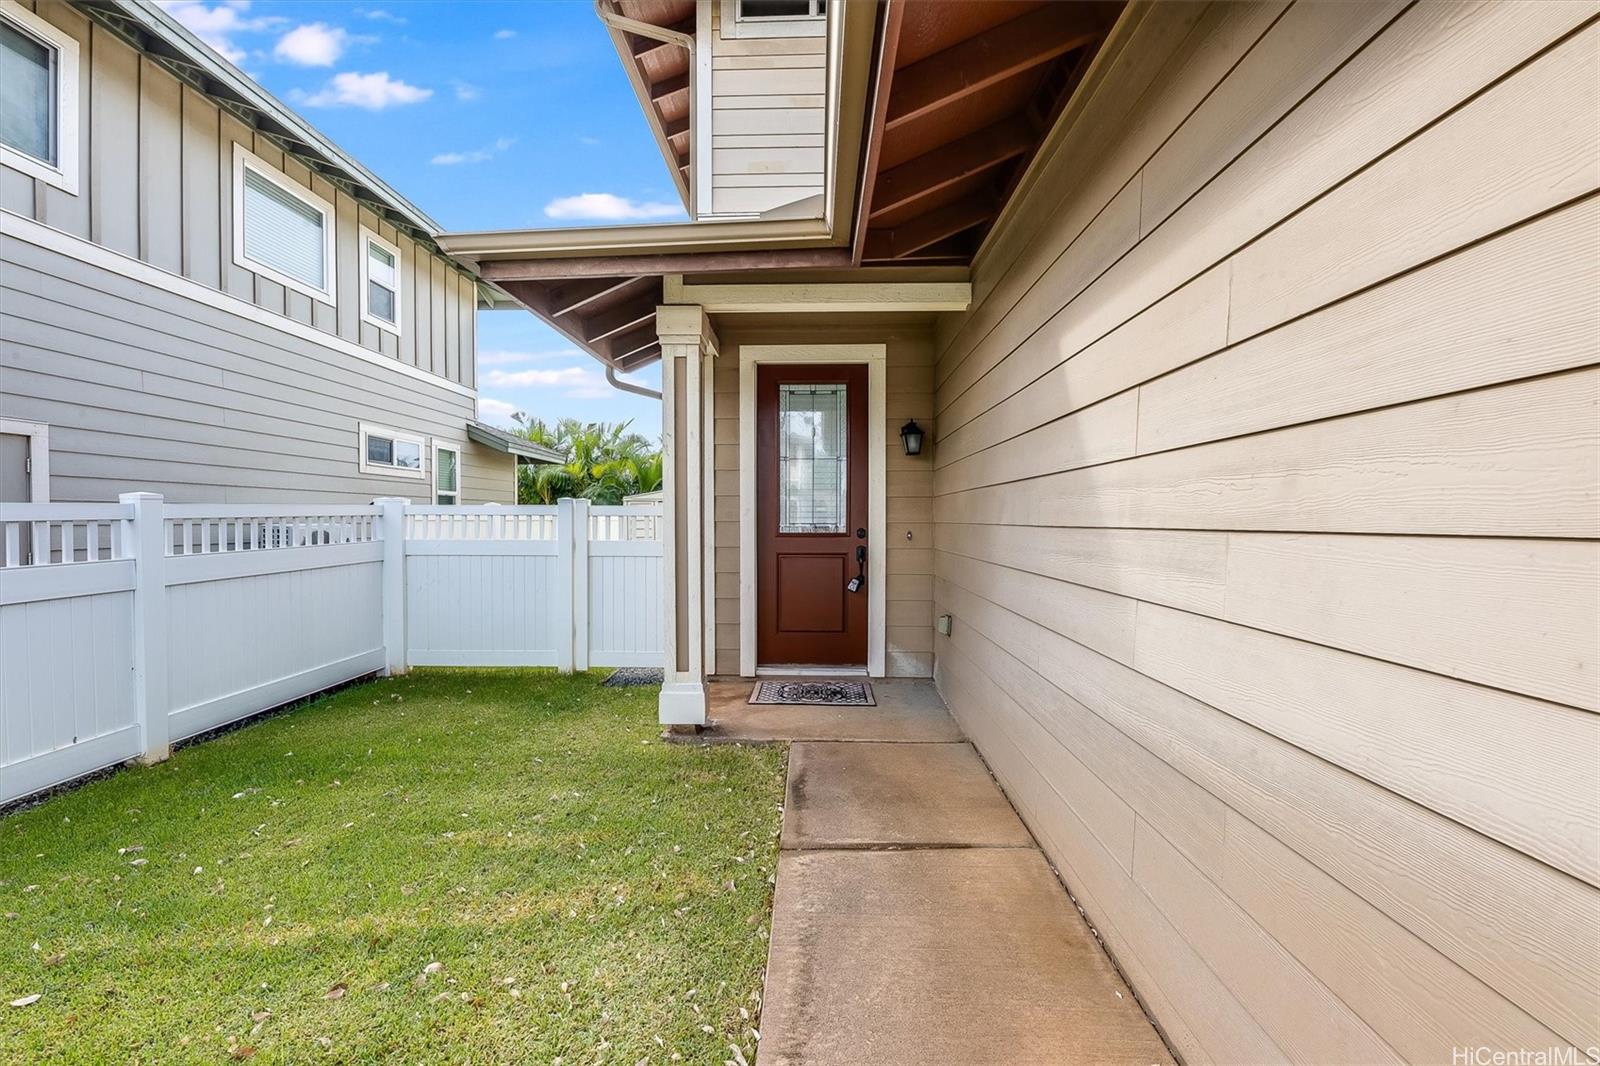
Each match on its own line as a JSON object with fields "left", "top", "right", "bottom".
{"left": 480, "top": 248, "right": 852, "bottom": 282}
{"left": 650, "top": 72, "right": 688, "bottom": 103}
{"left": 663, "top": 277, "right": 972, "bottom": 314}
{"left": 608, "top": 323, "right": 660, "bottom": 363}
{"left": 549, "top": 276, "right": 646, "bottom": 318}
{"left": 865, "top": 193, "right": 995, "bottom": 260}
{"left": 871, "top": 116, "right": 1032, "bottom": 219}
{"left": 616, "top": 345, "right": 662, "bottom": 371}
{"left": 662, "top": 115, "right": 689, "bottom": 139}
{"left": 885, "top": 7, "right": 1099, "bottom": 131}
{"left": 585, "top": 299, "right": 656, "bottom": 345}
{"left": 632, "top": 19, "right": 694, "bottom": 62}
{"left": 851, "top": 0, "right": 905, "bottom": 264}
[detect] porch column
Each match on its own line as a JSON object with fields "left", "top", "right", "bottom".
{"left": 656, "top": 304, "right": 719, "bottom": 726}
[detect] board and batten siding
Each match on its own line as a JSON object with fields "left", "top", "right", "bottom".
{"left": 0, "top": 0, "right": 507, "bottom": 502}
{"left": 708, "top": 2, "right": 826, "bottom": 216}
{"left": 930, "top": 2, "right": 1599, "bottom": 1063}
{"left": 713, "top": 321, "right": 933, "bottom": 677}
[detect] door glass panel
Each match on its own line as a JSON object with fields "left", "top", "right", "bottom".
{"left": 777, "top": 383, "right": 847, "bottom": 533}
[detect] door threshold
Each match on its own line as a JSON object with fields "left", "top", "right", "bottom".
{"left": 756, "top": 664, "right": 869, "bottom": 677}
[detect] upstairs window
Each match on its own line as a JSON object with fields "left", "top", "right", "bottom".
{"left": 232, "top": 146, "right": 336, "bottom": 303}
{"left": 726, "top": 0, "right": 825, "bottom": 37}
{"left": 0, "top": 4, "right": 79, "bottom": 193}
{"left": 359, "top": 423, "right": 425, "bottom": 479}
{"left": 360, "top": 227, "right": 402, "bottom": 334}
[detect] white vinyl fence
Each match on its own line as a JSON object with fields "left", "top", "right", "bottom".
{"left": 0, "top": 496, "right": 662, "bottom": 805}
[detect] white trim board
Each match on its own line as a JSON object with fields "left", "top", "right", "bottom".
{"left": 0, "top": 209, "right": 476, "bottom": 399}
{"left": 0, "top": 418, "right": 49, "bottom": 502}
{"left": 738, "top": 342, "right": 886, "bottom": 678}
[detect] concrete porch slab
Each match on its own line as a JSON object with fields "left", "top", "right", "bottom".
{"left": 758, "top": 847, "right": 1174, "bottom": 1066}
{"left": 705, "top": 678, "right": 963, "bottom": 743}
{"left": 784, "top": 742, "right": 1035, "bottom": 850}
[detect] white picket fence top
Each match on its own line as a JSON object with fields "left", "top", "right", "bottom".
{"left": 0, "top": 502, "right": 135, "bottom": 566}
{"left": 161, "top": 504, "right": 381, "bottom": 555}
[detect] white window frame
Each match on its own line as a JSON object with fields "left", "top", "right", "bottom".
{"left": 721, "top": 0, "right": 826, "bottom": 39}
{"left": 359, "top": 225, "right": 404, "bottom": 336}
{"left": 358, "top": 422, "right": 426, "bottom": 480}
{"left": 231, "top": 143, "right": 337, "bottom": 304}
{"left": 0, "top": 0, "right": 80, "bottom": 195}
{"left": 432, "top": 442, "right": 459, "bottom": 504}
{"left": 0, "top": 417, "right": 49, "bottom": 502}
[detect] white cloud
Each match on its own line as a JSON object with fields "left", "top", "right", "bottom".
{"left": 543, "top": 193, "right": 683, "bottom": 222}
{"left": 477, "top": 397, "right": 521, "bottom": 425}
{"left": 356, "top": 8, "right": 406, "bottom": 24}
{"left": 293, "top": 72, "right": 431, "bottom": 110}
{"left": 578, "top": 135, "right": 602, "bottom": 147}
{"left": 451, "top": 80, "right": 482, "bottom": 102}
{"left": 494, "top": 28, "right": 517, "bottom": 39}
{"left": 430, "top": 136, "right": 516, "bottom": 166}
{"left": 274, "top": 23, "right": 348, "bottom": 67}
{"left": 482, "top": 365, "right": 612, "bottom": 400}
{"left": 477, "top": 348, "right": 580, "bottom": 366}
{"left": 157, "top": 0, "right": 283, "bottom": 64}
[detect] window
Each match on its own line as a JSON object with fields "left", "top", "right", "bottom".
{"left": 359, "top": 423, "right": 425, "bottom": 479}
{"left": 724, "top": 0, "right": 825, "bottom": 38}
{"left": 232, "top": 145, "right": 336, "bottom": 303}
{"left": 0, "top": 3, "right": 79, "bottom": 193}
{"left": 433, "top": 444, "right": 459, "bottom": 504}
{"left": 360, "top": 227, "right": 403, "bottom": 334}
{"left": 776, "top": 382, "right": 847, "bottom": 533}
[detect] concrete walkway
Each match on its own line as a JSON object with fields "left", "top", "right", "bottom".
{"left": 704, "top": 680, "right": 1174, "bottom": 1066}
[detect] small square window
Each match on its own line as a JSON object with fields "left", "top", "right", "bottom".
{"left": 0, "top": 4, "right": 79, "bottom": 194}
{"left": 360, "top": 228, "right": 403, "bottom": 334}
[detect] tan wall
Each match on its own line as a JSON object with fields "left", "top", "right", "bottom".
{"left": 712, "top": 320, "right": 935, "bottom": 676}
{"left": 930, "top": 2, "right": 1599, "bottom": 1062}
{"left": 708, "top": 2, "right": 827, "bottom": 216}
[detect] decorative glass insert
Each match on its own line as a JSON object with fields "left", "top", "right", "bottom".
{"left": 242, "top": 165, "right": 327, "bottom": 291}
{"left": 0, "top": 19, "right": 55, "bottom": 165}
{"left": 777, "top": 382, "right": 847, "bottom": 534}
{"left": 367, "top": 239, "right": 397, "bottom": 324}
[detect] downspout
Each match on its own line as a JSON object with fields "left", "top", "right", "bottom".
{"left": 608, "top": 365, "right": 662, "bottom": 401}
{"left": 594, "top": 0, "right": 697, "bottom": 215}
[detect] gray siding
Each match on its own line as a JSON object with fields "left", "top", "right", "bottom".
{"left": 0, "top": 0, "right": 477, "bottom": 392}
{"left": 930, "top": 2, "right": 1598, "bottom": 1062}
{"left": 0, "top": 231, "right": 514, "bottom": 504}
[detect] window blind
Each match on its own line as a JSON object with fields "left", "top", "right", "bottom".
{"left": 0, "top": 21, "right": 54, "bottom": 164}
{"left": 242, "top": 166, "right": 326, "bottom": 290}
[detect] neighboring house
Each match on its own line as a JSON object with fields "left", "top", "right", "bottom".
{"left": 0, "top": 0, "right": 559, "bottom": 508}
{"left": 437, "top": 1, "right": 1600, "bottom": 1062}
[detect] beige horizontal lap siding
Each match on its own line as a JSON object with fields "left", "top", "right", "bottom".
{"left": 708, "top": 4, "right": 825, "bottom": 216}
{"left": 0, "top": 0, "right": 475, "bottom": 392}
{"left": 931, "top": 2, "right": 1600, "bottom": 1064}
{"left": 712, "top": 325, "right": 935, "bottom": 678}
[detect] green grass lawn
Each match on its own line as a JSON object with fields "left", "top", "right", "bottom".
{"left": 1, "top": 670, "right": 786, "bottom": 1064}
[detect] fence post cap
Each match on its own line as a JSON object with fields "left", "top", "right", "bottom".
{"left": 118, "top": 491, "right": 163, "bottom": 503}
{"left": 371, "top": 496, "right": 412, "bottom": 506}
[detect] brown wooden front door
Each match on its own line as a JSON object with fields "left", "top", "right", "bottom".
{"left": 756, "top": 363, "right": 869, "bottom": 667}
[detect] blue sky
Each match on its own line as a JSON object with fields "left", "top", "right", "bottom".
{"left": 160, "top": 0, "right": 678, "bottom": 439}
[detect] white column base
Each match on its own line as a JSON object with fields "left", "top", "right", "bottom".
{"left": 658, "top": 680, "right": 708, "bottom": 725}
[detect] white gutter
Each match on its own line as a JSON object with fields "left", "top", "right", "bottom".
{"left": 607, "top": 366, "right": 662, "bottom": 400}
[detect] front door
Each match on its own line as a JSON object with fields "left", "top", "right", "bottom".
{"left": 757, "top": 364, "right": 869, "bottom": 667}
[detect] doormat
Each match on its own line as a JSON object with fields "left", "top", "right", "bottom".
{"left": 749, "top": 680, "right": 875, "bottom": 706}
{"left": 602, "top": 667, "right": 664, "bottom": 688}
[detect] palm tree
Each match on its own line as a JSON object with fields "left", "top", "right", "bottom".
{"left": 510, "top": 415, "right": 663, "bottom": 505}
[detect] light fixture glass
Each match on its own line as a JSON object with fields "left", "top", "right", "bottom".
{"left": 899, "top": 419, "right": 924, "bottom": 456}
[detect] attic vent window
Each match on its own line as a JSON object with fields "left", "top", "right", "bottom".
{"left": 233, "top": 146, "right": 336, "bottom": 303}
{"left": 728, "top": 0, "right": 825, "bottom": 38}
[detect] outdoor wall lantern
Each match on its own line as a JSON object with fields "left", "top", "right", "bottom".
{"left": 899, "top": 420, "right": 925, "bottom": 457}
